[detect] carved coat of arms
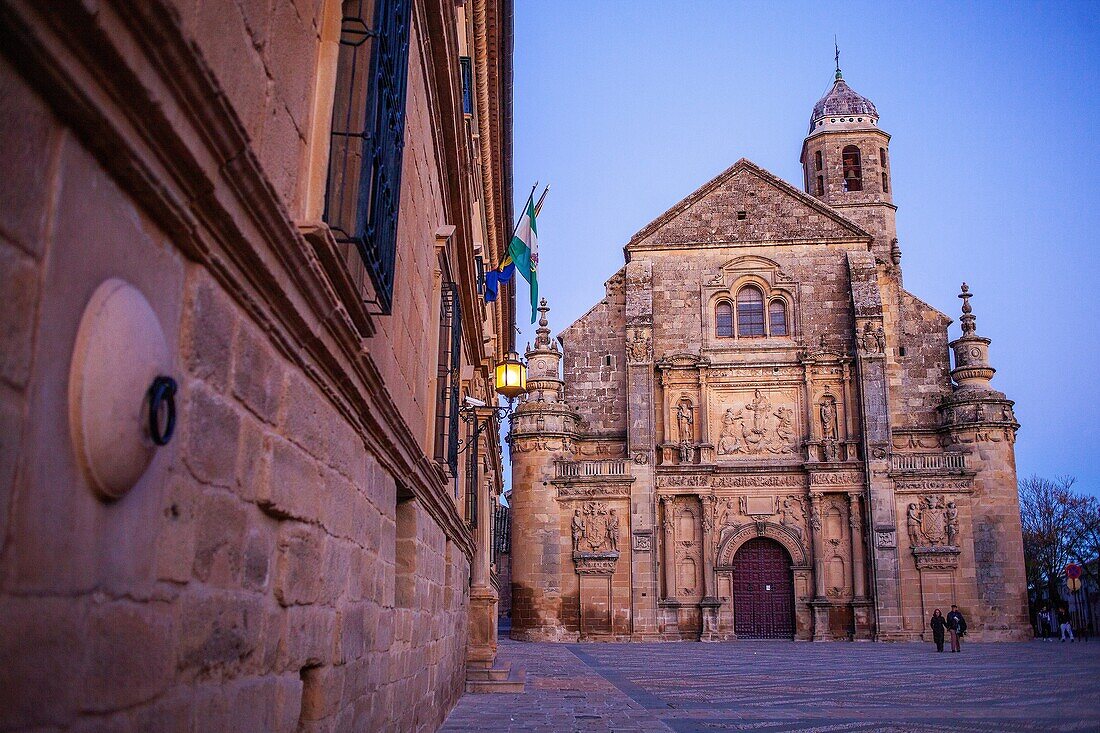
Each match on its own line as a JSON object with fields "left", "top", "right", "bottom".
{"left": 572, "top": 501, "right": 618, "bottom": 553}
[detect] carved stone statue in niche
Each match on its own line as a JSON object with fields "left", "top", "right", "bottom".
{"left": 945, "top": 501, "right": 959, "bottom": 546}
{"left": 779, "top": 496, "right": 805, "bottom": 541}
{"left": 820, "top": 393, "right": 838, "bottom": 440}
{"left": 606, "top": 509, "right": 620, "bottom": 552}
{"left": 906, "top": 503, "right": 921, "bottom": 547}
{"left": 676, "top": 398, "right": 694, "bottom": 463}
{"left": 571, "top": 509, "right": 585, "bottom": 552}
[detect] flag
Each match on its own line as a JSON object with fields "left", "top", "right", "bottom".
{"left": 508, "top": 194, "right": 539, "bottom": 322}
{"left": 483, "top": 259, "right": 515, "bottom": 303}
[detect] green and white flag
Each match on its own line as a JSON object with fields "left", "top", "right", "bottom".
{"left": 508, "top": 192, "right": 540, "bottom": 322}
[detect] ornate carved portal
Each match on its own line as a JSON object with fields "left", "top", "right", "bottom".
{"left": 730, "top": 538, "right": 794, "bottom": 639}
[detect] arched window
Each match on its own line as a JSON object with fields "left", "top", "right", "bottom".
{"left": 879, "top": 147, "right": 887, "bottom": 167}
{"left": 882, "top": 171, "right": 889, "bottom": 193}
{"left": 768, "top": 299, "right": 788, "bottom": 336}
{"left": 814, "top": 150, "right": 823, "bottom": 171}
{"left": 715, "top": 301, "right": 734, "bottom": 337}
{"left": 736, "top": 286, "right": 765, "bottom": 337}
{"left": 842, "top": 145, "right": 862, "bottom": 192}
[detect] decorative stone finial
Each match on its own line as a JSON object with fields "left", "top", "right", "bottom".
{"left": 890, "top": 238, "right": 902, "bottom": 266}
{"left": 534, "top": 297, "right": 551, "bottom": 349}
{"left": 958, "top": 282, "right": 976, "bottom": 336}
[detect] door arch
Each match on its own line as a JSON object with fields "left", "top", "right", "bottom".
{"left": 731, "top": 537, "right": 794, "bottom": 639}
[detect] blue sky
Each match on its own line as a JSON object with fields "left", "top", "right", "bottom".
{"left": 509, "top": 1, "right": 1100, "bottom": 496}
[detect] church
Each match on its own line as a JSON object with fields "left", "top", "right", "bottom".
{"left": 508, "top": 65, "right": 1030, "bottom": 642}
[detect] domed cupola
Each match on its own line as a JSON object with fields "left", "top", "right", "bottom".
{"left": 809, "top": 70, "right": 879, "bottom": 134}
{"left": 800, "top": 51, "right": 895, "bottom": 258}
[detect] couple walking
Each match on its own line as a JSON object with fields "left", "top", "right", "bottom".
{"left": 929, "top": 605, "right": 967, "bottom": 652}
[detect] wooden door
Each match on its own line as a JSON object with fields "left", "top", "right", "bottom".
{"left": 732, "top": 538, "right": 794, "bottom": 639}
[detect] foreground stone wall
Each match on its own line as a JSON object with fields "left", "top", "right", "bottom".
{"left": 0, "top": 0, "right": 512, "bottom": 728}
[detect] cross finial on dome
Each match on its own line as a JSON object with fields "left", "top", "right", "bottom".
{"left": 834, "top": 36, "right": 842, "bottom": 80}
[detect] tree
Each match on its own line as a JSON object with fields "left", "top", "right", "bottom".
{"left": 1019, "top": 475, "right": 1083, "bottom": 605}
{"left": 1067, "top": 493, "right": 1100, "bottom": 581}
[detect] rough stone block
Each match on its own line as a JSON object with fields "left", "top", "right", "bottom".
{"left": 259, "top": 437, "right": 322, "bottom": 521}
{"left": 184, "top": 384, "right": 242, "bottom": 488}
{"left": 182, "top": 274, "right": 238, "bottom": 392}
{"left": 0, "top": 58, "right": 58, "bottom": 257}
{"left": 192, "top": 489, "right": 249, "bottom": 586}
{"left": 0, "top": 244, "right": 41, "bottom": 389}
{"left": 233, "top": 320, "right": 284, "bottom": 424}
{"left": 274, "top": 521, "right": 325, "bottom": 606}
{"left": 177, "top": 592, "right": 264, "bottom": 681}
{"left": 83, "top": 601, "right": 175, "bottom": 712}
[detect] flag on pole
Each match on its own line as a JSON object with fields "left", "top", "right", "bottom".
{"left": 509, "top": 191, "right": 542, "bottom": 322}
{"left": 483, "top": 258, "right": 514, "bottom": 303}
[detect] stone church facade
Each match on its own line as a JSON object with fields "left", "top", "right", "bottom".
{"left": 510, "top": 69, "right": 1030, "bottom": 643}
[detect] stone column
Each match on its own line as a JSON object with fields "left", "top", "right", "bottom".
{"left": 848, "top": 491, "right": 873, "bottom": 640}
{"left": 809, "top": 491, "right": 829, "bottom": 641}
{"left": 700, "top": 494, "right": 720, "bottom": 641}
{"left": 468, "top": 431, "right": 499, "bottom": 667}
{"left": 660, "top": 495, "right": 676, "bottom": 599}
{"left": 847, "top": 492, "right": 867, "bottom": 598}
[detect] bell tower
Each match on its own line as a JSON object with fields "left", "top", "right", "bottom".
{"left": 800, "top": 55, "right": 896, "bottom": 258}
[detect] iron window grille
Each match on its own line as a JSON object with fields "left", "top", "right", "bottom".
{"left": 324, "top": 0, "right": 412, "bottom": 315}
{"left": 460, "top": 56, "right": 473, "bottom": 116}
{"left": 434, "top": 283, "right": 462, "bottom": 476}
{"left": 492, "top": 503, "right": 511, "bottom": 562}
{"left": 465, "top": 437, "right": 479, "bottom": 527}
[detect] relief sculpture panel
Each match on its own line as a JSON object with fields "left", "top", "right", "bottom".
{"left": 712, "top": 388, "right": 800, "bottom": 458}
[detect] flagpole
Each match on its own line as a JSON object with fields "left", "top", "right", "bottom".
{"left": 534, "top": 185, "right": 550, "bottom": 216}
{"left": 507, "top": 182, "right": 538, "bottom": 247}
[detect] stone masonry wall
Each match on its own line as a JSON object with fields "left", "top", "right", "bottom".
{"left": 560, "top": 277, "right": 627, "bottom": 435}
{"left": 0, "top": 1, "right": 484, "bottom": 729}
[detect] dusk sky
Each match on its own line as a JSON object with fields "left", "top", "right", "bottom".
{"left": 509, "top": 1, "right": 1100, "bottom": 496}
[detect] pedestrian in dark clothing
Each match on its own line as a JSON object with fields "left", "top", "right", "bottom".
{"left": 930, "top": 608, "right": 947, "bottom": 652}
{"left": 947, "top": 605, "right": 966, "bottom": 652}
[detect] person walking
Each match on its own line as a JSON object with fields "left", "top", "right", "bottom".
{"left": 930, "top": 608, "right": 947, "bottom": 652}
{"left": 1058, "top": 606, "right": 1075, "bottom": 642}
{"left": 946, "top": 604, "right": 967, "bottom": 653}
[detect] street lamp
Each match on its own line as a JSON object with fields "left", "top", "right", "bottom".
{"left": 457, "top": 352, "right": 528, "bottom": 526}
{"left": 493, "top": 350, "right": 527, "bottom": 401}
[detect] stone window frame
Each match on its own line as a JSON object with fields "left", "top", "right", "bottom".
{"left": 702, "top": 256, "right": 799, "bottom": 350}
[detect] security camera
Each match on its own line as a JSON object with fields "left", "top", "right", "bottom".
{"left": 463, "top": 396, "right": 487, "bottom": 407}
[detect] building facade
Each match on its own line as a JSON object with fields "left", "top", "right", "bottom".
{"left": 0, "top": 0, "right": 513, "bottom": 729}
{"left": 510, "top": 69, "right": 1030, "bottom": 643}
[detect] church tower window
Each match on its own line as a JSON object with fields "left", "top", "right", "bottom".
{"left": 882, "top": 172, "right": 889, "bottom": 193}
{"left": 768, "top": 299, "right": 788, "bottom": 336}
{"left": 817, "top": 175, "right": 824, "bottom": 195}
{"left": 842, "top": 145, "right": 863, "bottom": 192}
{"left": 814, "top": 150, "right": 823, "bottom": 171}
{"left": 716, "top": 301, "right": 734, "bottom": 338}
{"left": 736, "top": 286, "right": 765, "bottom": 337}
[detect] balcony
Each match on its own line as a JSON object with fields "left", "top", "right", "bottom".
{"left": 891, "top": 453, "right": 967, "bottom": 472}
{"left": 555, "top": 460, "right": 627, "bottom": 478}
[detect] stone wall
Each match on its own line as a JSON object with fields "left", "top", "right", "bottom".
{"left": 0, "top": 0, "right": 511, "bottom": 729}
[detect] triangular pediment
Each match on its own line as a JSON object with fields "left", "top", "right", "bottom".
{"left": 627, "top": 159, "right": 871, "bottom": 251}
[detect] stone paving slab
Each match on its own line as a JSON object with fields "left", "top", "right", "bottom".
{"left": 441, "top": 638, "right": 1100, "bottom": 732}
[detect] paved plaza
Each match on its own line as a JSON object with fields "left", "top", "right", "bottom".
{"left": 442, "top": 636, "right": 1100, "bottom": 732}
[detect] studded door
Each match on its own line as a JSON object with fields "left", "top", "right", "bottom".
{"left": 732, "top": 538, "right": 794, "bottom": 639}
